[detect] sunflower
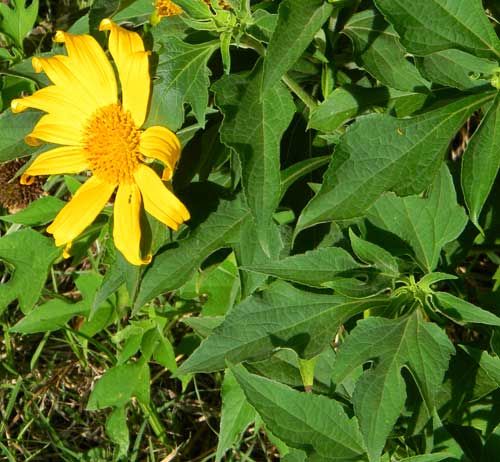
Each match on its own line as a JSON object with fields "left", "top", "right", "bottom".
{"left": 11, "top": 19, "right": 190, "bottom": 265}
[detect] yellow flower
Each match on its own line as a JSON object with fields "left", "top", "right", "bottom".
{"left": 11, "top": 19, "right": 190, "bottom": 265}
{"left": 153, "top": 0, "right": 183, "bottom": 21}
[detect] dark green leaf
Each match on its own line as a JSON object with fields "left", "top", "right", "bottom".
{"left": 349, "top": 230, "right": 399, "bottom": 278}
{"left": 367, "top": 165, "right": 468, "bottom": 272}
{"left": 332, "top": 312, "right": 454, "bottom": 462}
{"left": 435, "top": 292, "right": 500, "bottom": 327}
{"left": 374, "top": 0, "right": 500, "bottom": 58}
{"left": 214, "top": 63, "right": 295, "bottom": 255}
{"left": 262, "top": 0, "right": 333, "bottom": 91}
{"left": 344, "top": 10, "right": 430, "bottom": 92}
{"left": 280, "top": 156, "right": 331, "bottom": 197}
{"left": 309, "top": 85, "right": 418, "bottom": 133}
{"left": 178, "top": 281, "right": 385, "bottom": 374}
{"left": 233, "top": 217, "right": 284, "bottom": 298}
{"left": 0, "top": 110, "right": 43, "bottom": 162}
{"left": 136, "top": 195, "right": 249, "bottom": 309}
{"left": 297, "top": 94, "right": 489, "bottom": 232}
{"left": 416, "top": 50, "right": 496, "bottom": 90}
{"left": 232, "top": 364, "right": 366, "bottom": 461}
{"left": 243, "top": 247, "right": 363, "bottom": 287}
{"left": 148, "top": 38, "right": 219, "bottom": 130}
{"left": 461, "top": 92, "right": 500, "bottom": 228}
{"left": 460, "top": 345, "right": 500, "bottom": 387}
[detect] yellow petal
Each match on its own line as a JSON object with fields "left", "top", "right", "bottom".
{"left": 26, "top": 113, "right": 82, "bottom": 146}
{"left": 31, "top": 55, "right": 101, "bottom": 113}
{"left": 11, "top": 85, "right": 90, "bottom": 127}
{"left": 113, "top": 183, "right": 152, "bottom": 265}
{"left": 23, "top": 146, "right": 88, "bottom": 178}
{"left": 47, "top": 175, "right": 116, "bottom": 246}
{"left": 139, "top": 126, "right": 181, "bottom": 180}
{"left": 134, "top": 164, "right": 189, "bottom": 229}
{"left": 53, "top": 30, "right": 117, "bottom": 108}
{"left": 99, "top": 19, "right": 150, "bottom": 126}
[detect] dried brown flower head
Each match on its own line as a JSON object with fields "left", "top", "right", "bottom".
{"left": 0, "top": 159, "right": 45, "bottom": 213}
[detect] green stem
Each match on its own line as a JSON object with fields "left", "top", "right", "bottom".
{"left": 139, "top": 401, "right": 172, "bottom": 450}
{"left": 282, "top": 74, "right": 317, "bottom": 111}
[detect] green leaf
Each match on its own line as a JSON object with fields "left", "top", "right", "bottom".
{"left": 435, "top": 292, "right": 500, "bottom": 327}
{"left": 0, "top": 0, "right": 39, "bottom": 50}
{"left": 0, "top": 229, "right": 60, "bottom": 314}
{"left": 368, "top": 165, "right": 467, "bottom": 273}
{"left": 399, "top": 455, "right": 453, "bottom": 462}
{"left": 0, "top": 196, "right": 65, "bottom": 226}
{"left": 0, "top": 110, "right": 42, "bottom": 162}
{"left": 86, "top": 361, "right": 150, "bottom": 410}
{"left": 216, "top": 370, "right": 256, "bottom": 462}
{"left": 89, "top": 0, "right": 119, "bottom": 35}
{"left": 198, "top": 253, "right": 240, "bottom": 316}
{"left": 105, "top": 406, "right": 129, "bottom": 458}
{"left": 309, "top": 86, "right": 409, "bottom": 133}
{"left": 416, "top": 49, "right": 497, "bottom": 90}
{"left": 344, "top": 10, "right": 430, "bottom": 92}
{"left": 332, "top": 311, "right": 454, "bottom": 462}
{"left": 178, "top": 281, "right": 385, "bottom": 374}
{"left": 242, "top": 247, "right": 363, "bottom": 288}
{"left": 280, "top": 156, "right": 331, "bottom": 197}
{"left": 248, "top": 347, "right": 337, "bottom": 395}
{"left": 262, "top": 0, "right": 333, "bottom": 92}
{"left": 135, "top": 194, "right": 249, "bottom": 309}
{"left": 232, "top": 364, "right": 367, "bottom": 461}
{"left": 112, "top": 0, "right": 153, "bottom": 25}
{"left": 233, "top": 217, "right": 284, "bottom": 298}
{"left": 214, "top": 63, "right": 295, "bottom": 255}
{"left": 147, "top": 38, "right": 219, "bottom": 130}
{"left": 182, "top": 316, "right": 224, "bottom": 338}
{"left": 460, "top": 345, "right": 500, "bottom": 387}
{"left": 349, "top": 230, "right": 399, "bottom": 278}
{"left": 246, "top": 9, "right": 277, "bottom": 43}
{"left": 297, "top": 93, "right": 488, "bottom": 232}
{"left": 374, "top": 0, "right": 500, "bottom": 58}
{"left": 172, "top": 0, "right": 211, "bottom": 19}
{"left": 367, "top": 165, "right": 468, "bottom": 272}
{"left": 10, "top": 299, "right": 86, "bottom": 334}
{"left": 10, "top": 272, "right": 112, "bottom": 334}
{"left": 461, "top": 92, "right": 500, "bottom": 228}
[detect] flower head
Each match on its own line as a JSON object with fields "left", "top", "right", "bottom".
{"left": 153, "top": 0, "right": 183, "bottom": 23}
{"left": 11, "top": 19, "right": 190, "bottom": 265}
{"left": 0, "top": 159, "right": 44, "bottom": 213}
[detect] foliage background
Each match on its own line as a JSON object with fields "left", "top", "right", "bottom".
{"left": 1, "top": 0, "right": 500, "bottom": 461}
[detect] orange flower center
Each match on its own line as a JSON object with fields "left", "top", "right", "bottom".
{"left": 82, "top": 104, "right": 142, "bottom": 185}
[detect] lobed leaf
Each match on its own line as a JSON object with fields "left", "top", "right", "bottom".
{"left": 367, "top": 165, "right": 468, "bottom": 273}
{"left": 332, "top": 311, "right": 455, "bottom": 462}
{"left": 147, "top": 38, "right": 219, "bottom": 131}
{"left": 297, "top": 93, "right": 491, "bottom": 233}
{"left": 178, "top": 280, "right": 386, "bottom": 374}
{"left": 214, "top": 63, "right": 295, "bottom": 256}
{"left": 232, "top": 364, "right": 367, "bottom": 461}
